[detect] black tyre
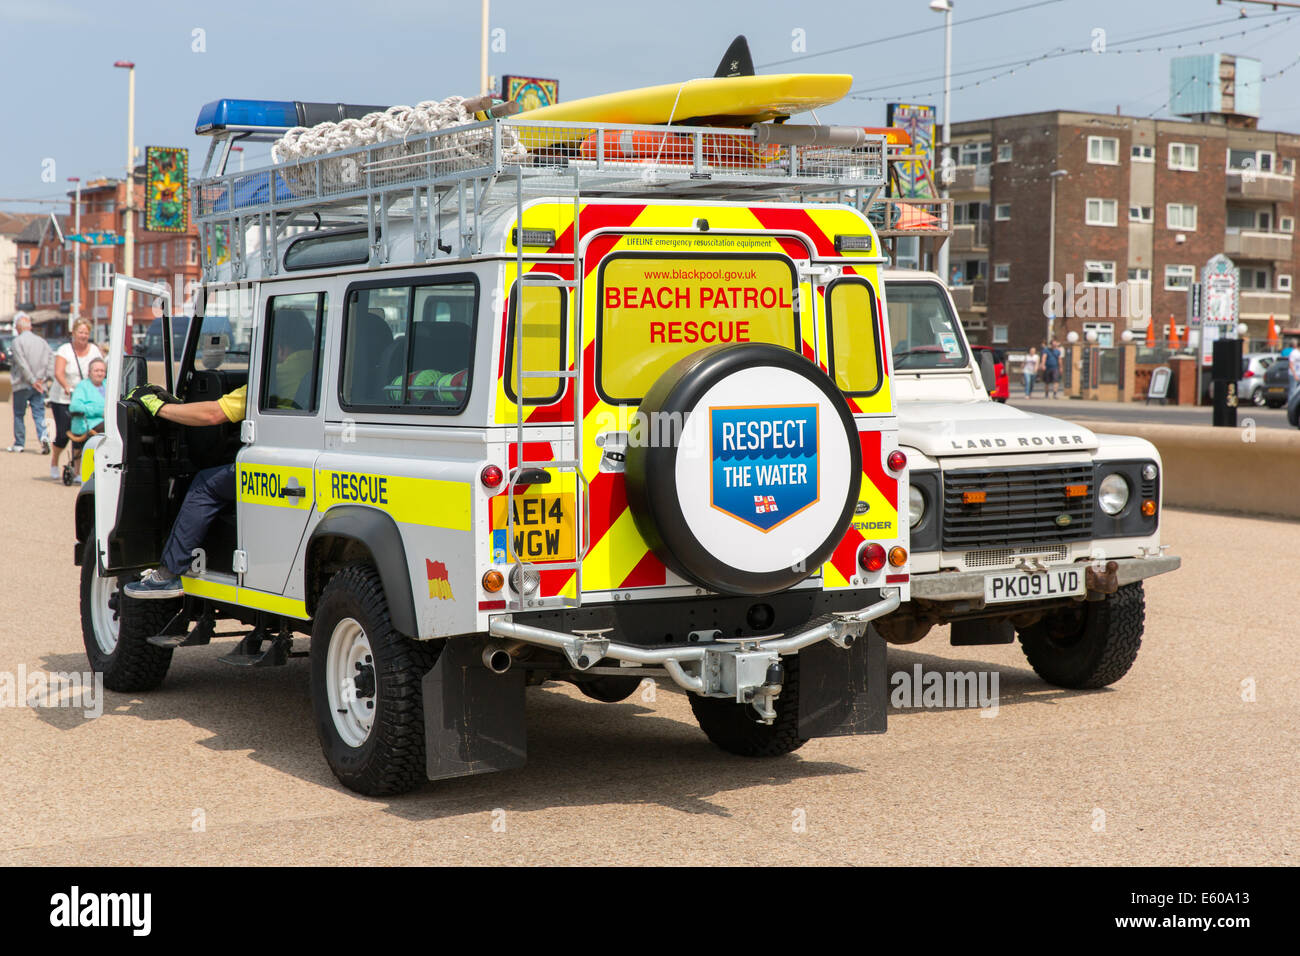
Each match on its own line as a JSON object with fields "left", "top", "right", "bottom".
{"left": 310, "top": 563, "right": 438, "bottom": 796}
{"left": 1018, "top": 582, "right": 1145, "bottom": 689}
{"left": 573, "top": 675, "right": 643, "bottom": 703}
{"left": 1251, "top": 387, "right": 1267, "bottom": 407}
{"left": 80, "top": 537, "right": 176, "bottom": 692}
{"left": 688, "top": 653, "right": 807, "bottom": 757}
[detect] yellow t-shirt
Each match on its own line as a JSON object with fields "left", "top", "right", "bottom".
{"left": 216, "top": 385, "right": 247, "bottom": 422}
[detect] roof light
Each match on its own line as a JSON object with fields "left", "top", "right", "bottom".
{"left": 834, "top": 234, "right": 874, "bottom": 252}
{"left": 511, "top": 228, "right": 557, "bottom": 247}
{"left": 194, "top": 98, "right": 388, "bottom": 138}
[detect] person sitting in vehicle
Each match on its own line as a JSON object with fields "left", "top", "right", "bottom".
{"left": 123, "top": 321, "right": 314, "bottom": 599}
{"left": 69, "top": 358, "right": 109, "bottom": 434}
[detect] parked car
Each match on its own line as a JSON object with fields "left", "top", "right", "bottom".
{"left": 1240, "top": 352, "right": 1279, "bottom": 406}
{"left": 971, "top": 345, "right": 1010, "bottom": 402}
{"left": 1261, "top": 357, "right": 1292, "bottom": 407}
{"left": 1288, "top": 378, "right": 1300, "bottom": 428}
{"left": 0, "top": 336, "right": 10, "bottom": 371}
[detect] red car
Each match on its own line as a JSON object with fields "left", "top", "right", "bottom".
{"left": 972, "top": 345, "right": 1010, "bottom": 402}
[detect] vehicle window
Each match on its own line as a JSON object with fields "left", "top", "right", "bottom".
{"left": 341, "top": 278, "right": 476, "bottom": 413}
{"left": 886, "top": 281, "right": 969, "bottom": 369}
{"left": 505, "top": 278, "right": 566, "bottom": 404}
{"left": 597, "top": 254, "right": 799, "bottom": 403}
{"left": 825, "top": 277, "right": 883, "bottom": 395}
{"left": 261, "top": 292, "right": 325, "bottom": 412}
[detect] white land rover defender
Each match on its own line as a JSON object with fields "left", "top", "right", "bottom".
{"left": 874, "top": 270, "right": 1180, "bottom": 688}
{"left": 73, "top": 98, "right": 912, "bottom": 795}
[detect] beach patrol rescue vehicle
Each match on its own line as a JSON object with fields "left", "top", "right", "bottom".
{"left": 74, "top": 99, "right": 909, "bottom": 794}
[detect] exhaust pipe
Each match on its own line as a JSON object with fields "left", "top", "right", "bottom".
{"left": 482, "top": 644, "right": 515, "bottom": 674}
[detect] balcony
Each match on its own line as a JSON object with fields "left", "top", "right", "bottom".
{"left": 950, "top": 164, "right": 990, "bottom": 193}
{"left": 1239, "top": 290, "right": 1291, "bottom": 317}
{"left": 951, "top": 221, "right": 989, "bottom": 252}
{"left": 950, "top": 285, "right": 974, "bottom": 311}
{"left": 1224, "top": 229, "right": 1293, "bottom": 261}
{"left": 1226, "top": 170, "right": 1293, "bottom": 202}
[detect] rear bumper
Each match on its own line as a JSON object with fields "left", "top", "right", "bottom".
{"left": 908, "top": 554, "right": 1181, "bottom": 602}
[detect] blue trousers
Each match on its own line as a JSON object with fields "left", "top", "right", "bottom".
{"left": 161, "top": 464, "right": 236, "bottom": 575}
{"left": 11, "top": 387, "right": 48, "bottom": 447}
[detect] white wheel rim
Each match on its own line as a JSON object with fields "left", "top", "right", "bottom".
{"left": 91, "top": 574, "right": 119, "bottom": 654}
{"left": 326, "top": 617, "right": 375, "bottom": 748}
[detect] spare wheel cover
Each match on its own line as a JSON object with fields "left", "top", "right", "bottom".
{"left": 625, "top": 343, "right": 862, "bottom": 596}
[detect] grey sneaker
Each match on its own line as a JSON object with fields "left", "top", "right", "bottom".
{"left": 6, "top": 445, "right": 22, "bottom": 453}
{"left": 124, "top": 569, "right": 184, "bottom": 599}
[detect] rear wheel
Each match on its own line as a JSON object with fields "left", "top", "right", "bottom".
{"left": 689, "top": 653, "right": 807, "bottom": 757}
{"left": 80, "top": 536, "right": 176, "bottom": 692}
{"left": 1251, "top": 387, "right": 1267, "bottom": 407}
{"left": 310, "top": 564, "right": 438, "bottom": 796}
{"left": 573, "top": 675, "right": 643, "bottom": 703}
{"left": 1017, "top": 582, "right": 1145, "bottom": 689}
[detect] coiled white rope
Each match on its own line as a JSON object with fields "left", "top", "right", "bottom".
{"left": 271, "top": 96, "right": 525, "bottom": 167}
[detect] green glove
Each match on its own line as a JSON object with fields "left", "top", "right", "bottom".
{"left": 126, "top": 384, "right": 180, "bottom": 416}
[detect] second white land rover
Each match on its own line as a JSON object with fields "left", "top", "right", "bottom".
{"left": 875, "top": 269, "right": 1180, "bottom": 688}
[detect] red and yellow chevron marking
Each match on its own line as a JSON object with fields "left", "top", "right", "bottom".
{"left": 822, "top": 428, "right": 902, "bottom": 589}
{"left": 494, "top": 200, "right": 890, "bottom": 598}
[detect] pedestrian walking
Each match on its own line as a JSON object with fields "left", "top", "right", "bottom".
{"left": 1023, "top": 346, "right": 1039, "bottom": 397}
{"left": 1289, "top": 340, "right": 1300, "bottom": 402}
{"left": 47, "top": 318, "right": 103, "bottom": 480}
{"left": 1041, "top": 340, "right": 1061, "bottom": 399}
{"left": 7, "top": 312, "right": 54, "bottom": 454}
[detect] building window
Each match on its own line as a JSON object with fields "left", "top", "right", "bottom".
{"left": 1164, "top": 264, "right": 1195, "bottom": 290}
{"left": 1242, "top": 269, "right": 1270, "bottom": 290}
{"left": 43, "top": 247, "right": 50, "bottom": 266}
{"left": 160, "top": 242, "right": 167, "bottom": 268}
{"left": 54, "top": 245, "right": 61, "bottom": 265}
{"left": 996, "top": 143, "right": 1012, "bottom": 162}
{"left": 1279, "top": 274, "right": 1293, "bottom": 292}
{"left": 1129, "top": 205, "right": 1153, "bottom": 223}
{"left": 956, "top": 141, "right": 992, "bottom": 166}
{"left": 20, "top": 280, "right": 29, "bottom": 303}
{"left": 1166, "top": 203, "right": 1198, "bottom": 230}
{"left": 994, "top": 262, "right": 1011, "bottom": 282}
{"left": 1083, "top": 321, "right": 1115, "bottom": 347}
{"left": 1087, "top": 136, "right": 1120, "bottom": 165}
{"left": 1283, "top": 158, "right": 1295, "bottom": 176}
{"left": 89, "top": 261, "right": 115, "bottom": 291}
{"left": 1131, "top": 144, "right": 1154, "bottom": 162}
{"left": 992, "top": 324, "right": 1009, "bottom": 344}
{"left": 1168, "top": 142, "right": 1198, "bottom": 171}
{"left": 1084, "top": 260, "right": 1116, "bottom": 285}
{"left": 189, "top": 239, "right": 199, "bottom": 264}
{"left": 1127, "top": 268, "right": 1151, "bottom": 282}
{"left": 148, "top": 244, "right": 155, "bottom": 267}
{"left": 53, "top": 278, "right": 61, "bottom": 301}
{"left": 994, "top": 203, "right": 1011, "bottom": 221}
{"left": 1281, "top": 216, "right": 1295, "bottom": 233}
{"left": 1085, "top": 198, "right": 1118, "bottom": 226}
{"left": 138, "top": 246, "right": 146, "bottom": 269}
{"left": 21, "top": 249, "right": 30, "bottom": 268}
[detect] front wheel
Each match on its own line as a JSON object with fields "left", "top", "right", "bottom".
{"left": 688, "top": 653, "right": 807, "bottom": 757}
{"left": 1251, "top": 387, "right": 1267, "bottom": 407}
{"left": 310, "top": 564, "right": 438, "bottom": 796}
{"left": 1017, "top": 582, "right": 1145, "bottom": 689}
{"left": 80, "top": 536, "right": 176, "bottom": 692}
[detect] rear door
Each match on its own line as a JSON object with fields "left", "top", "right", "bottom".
{"left": 237, "top": 286, "right": 330, "bottom": 595}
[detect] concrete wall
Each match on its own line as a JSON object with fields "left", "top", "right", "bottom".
{"left": 1088, "top": 419, "right": 1300, "bottom": 520}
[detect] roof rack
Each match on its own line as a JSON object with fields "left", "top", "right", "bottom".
{"left": 192, "top": 118, "right": 886, "bottom": 279}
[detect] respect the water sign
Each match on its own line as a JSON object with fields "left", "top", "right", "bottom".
{"left": 709, "top": 404, "right": 820, "bottom": 531}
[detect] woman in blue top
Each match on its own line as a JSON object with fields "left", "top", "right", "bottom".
{"left": 69, "top": 357, "right": 108, "bottom": 434}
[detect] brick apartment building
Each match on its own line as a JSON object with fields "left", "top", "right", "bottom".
{"left": 943, "top": 54, "right": 1300, "bottom": 351}
{"left": 13, "top": 169, "right": 201, "bottom": 346}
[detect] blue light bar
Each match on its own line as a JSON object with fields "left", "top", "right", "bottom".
{"left": 195, "top": 98, "right": 389, "bottom": 137}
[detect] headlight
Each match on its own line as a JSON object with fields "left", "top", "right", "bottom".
{"left": 1098, "top": 473, "right": 1130, "bottom": 515}
{"left": 908, "top": 485, "right": 925, "bottom": 528}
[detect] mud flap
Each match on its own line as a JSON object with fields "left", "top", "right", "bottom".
{"left": 796, "top": 626, "right": 887, "bottom": 738}
{"left": 421, "top": 637, "right": 527, "bottom": 781}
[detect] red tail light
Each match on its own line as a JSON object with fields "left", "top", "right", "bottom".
{"left": 859, "top": 543, "right": 887, "bottom": 573}
{"left": 887, "top": 450, "right": 907, "bottom": 472}
{"left": 480, "top": 465, "right": 504, "bottom": 489}
{"left": 1244, "top": 370, "right": 1255, "bottom": 377}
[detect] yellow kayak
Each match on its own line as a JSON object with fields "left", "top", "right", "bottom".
{"left": 516, "top": 73, "right": 852, "bottom": 149}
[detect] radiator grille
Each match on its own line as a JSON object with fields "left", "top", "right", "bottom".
{"left": 943, "top": 464, "right": 1093, "bottom": 550}
{"left": 963, "top": 545, "right": 1069, "bottom": 569}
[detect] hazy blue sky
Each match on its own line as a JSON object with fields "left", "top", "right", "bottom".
{"left": 4, "top": 0, "right": 1300, "bottom": 210}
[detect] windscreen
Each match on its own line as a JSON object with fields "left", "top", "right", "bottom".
{"left": 886, "top": 281, "right": 969, "bottom": 370}
{"left": 597, "top": 254, "right": 799, "bottom": 403}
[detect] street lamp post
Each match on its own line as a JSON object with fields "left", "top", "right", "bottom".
{"left": 930, "top": 0, "right": 953, "bottom": 284}
{"left": 68, "top": 177, "right": 81, "bottom": 331}
{"left": 114, "top": 61, "right": 135, "bottom": 284}
{"left": 1047, "top": 169, "right": 1067, "bottom": 343}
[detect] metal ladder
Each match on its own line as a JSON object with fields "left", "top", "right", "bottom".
{"left": 505, "top": 165, "right": 589, "bottom": 611}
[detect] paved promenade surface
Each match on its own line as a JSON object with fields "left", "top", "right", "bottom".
{"left": 0, "top": 404, "right": 1293, "bottom": 865}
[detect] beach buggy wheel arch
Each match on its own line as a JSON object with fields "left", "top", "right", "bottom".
{"left": 625, "top": 343, "right": 862, "bottom": 596}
